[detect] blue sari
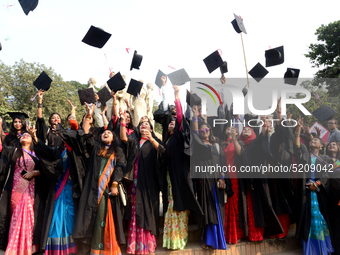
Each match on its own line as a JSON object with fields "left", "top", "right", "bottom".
{"left": 45, "top": 149, "right": 77, "bottom": 255}
{"left": 302, "top": 156, "right": 334, "bottom": 255}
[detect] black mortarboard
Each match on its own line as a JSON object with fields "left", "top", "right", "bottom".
{"left": 155, "top": 70, "right": 166, "bottom": 89}
{"left": 127, "top": 79, "right": 143, "bottom": 96}
{"left": 203, "top": 51, "right": 224, "bottom": 73}
{"left": 284, "top": 68, "right": 300, "bottom": 85}
{"left": 312, "top": 105, "right": 338, "bottom": 122}
{"left": 33, "top": 71, "right": 52, "bottom": 91}
{"left": 18, "top": 0, "right": 38, "bottom": 15}
{"left": 265, "top": 46, "right": 284, "bottom": 67}
{"left": 242, "top": 85, "right": 248, "bottom": 96}
{"left": 7, "top": 112, "right": 29, "bottom": 120}
{"left": 248, "top": 63, "right": 269, "bottom": 82}
{"left": 167, "top": 68, "right": 191, "bottom": 86}
{"left": 82, "top": 26, "right": 111, "bottom": 48}
{"left": 231, "top": 13, "right": 247, "bottom": 34}
{"left": 0, "top": 42, "right": 2, "bottom": 51}
{"left": 130, "top": 50, "right": 143, "bottom": 70}
{"left": 78, "top": 88, "right": 97, "bottom": 105}
{"left": 107, "top": 72, "right": 126, "bottom": 92}
{"left": 97, "top": 86, "right": 111, "bottom": 104}
{"left": 220, "top": 61, "right": 228, "bottom": 74}
{"left": 186, "top": 90, "right": 201, "bottom": 107}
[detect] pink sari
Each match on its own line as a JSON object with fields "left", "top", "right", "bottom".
{"left": 5, "top": 152, "right": 39, "bottom": 255}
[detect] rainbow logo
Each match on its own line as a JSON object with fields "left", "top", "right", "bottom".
{"left": 196, "top": 82, "right": 223, "bottom": 106}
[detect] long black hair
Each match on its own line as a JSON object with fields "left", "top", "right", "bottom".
{"left": 199, "top": 122, "right": 216, "bottom": 144}
{"left": 12, "top": 131, "right": 35, "bottom": 169}
{"left": 97, "top": 130, "right": 120, "bottom": 160}
{"left": 9, "top": 116, "right": 27, "bottom": 136}
{"left": 48, "top": 112, "right": 62, "bottom": 126}
{"left": 326, "top": 141, "right": 340, "bottom": 160}
{"left": 137, "top": 118, "right": 157, "bottom": 141}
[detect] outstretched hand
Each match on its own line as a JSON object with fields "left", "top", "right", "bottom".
{"left": 85, "top": 102, "right": 95, "bottom": 116}
{"left": 67, "top": 100, "right": 76, "bottom": 111}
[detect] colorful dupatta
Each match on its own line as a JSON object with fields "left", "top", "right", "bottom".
{"left": 90, "top": 153, "right": 121, "bottom": 255}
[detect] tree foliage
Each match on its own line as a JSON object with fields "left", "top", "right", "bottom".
{"left": 0, "top": 59, "right": 88, "bottom": 127}
{"left": 286, "top": 80, "right": 340, "bottom": 127}
{"left": 305, "top": 21, "right": 340, "bottom": 95}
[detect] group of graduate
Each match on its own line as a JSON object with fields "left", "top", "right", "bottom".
{"left": 0, "top": 74, "right": 340, "bottom": 255}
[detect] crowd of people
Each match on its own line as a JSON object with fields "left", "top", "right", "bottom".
{"left": 0, "top": 74, "right": 339, "bottom": 255}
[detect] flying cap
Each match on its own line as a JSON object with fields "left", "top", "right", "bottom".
{"left": 155, "top": 70, "right": 166, "bottom": 89}
{"left": 130, "top": 50, "right": 143, "bottom": 70}
{"left": 18, "top": 0, "right": 38, "bottom": 15}
{"left": 78, "top": 88, "right": 97, "bottom": 105}
{"left": 186, "top": 90, "right": 201, "bottom": 107}
{"left": 33, "top": 71, "right": 52, "bottom": 91}
{"left": 220, "top": 61, "right": 228, "bottom": 74}
{"left": 284, "top": 68, "right": 300, "bottom": 85}
{"left": 127, "top": 79, "right": 143, "bottom": 96}
{"left": 265, "top": 46, "right": 284, "bottom": 67}
{"left": 107, "top": 72, "right": 126, "bottom": 92}
{"left": 82, "top": 26, "right": 111, "bottom": 48}
{"left": 167, "top": 68, "right": 191, "bottom": 86}
{"left": 312, "top": 105, "right": 338, "bottom": 122}
{"left": 248, "top": 63, "right": 269, "bottom": 82}
{"left": 203, "top": 50, "right": 224, "bottom": 73}
{"left": 242, "top": 85, "right": 248, "bottom": 96}
{"left": 97, "top": 86, "right": 112, "bottom": 104}
{"left": 231, "top": 13, "right": 247, "bottom": 34}
{"left": 7, "top": 112, "right": 29, "bottom": 120}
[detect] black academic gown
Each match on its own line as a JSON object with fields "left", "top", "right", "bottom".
{"left": 64, "top": 137, "right": 126, "bottom": 252}
{"left": 131, "top": 136, "right": 165, "bottom": 237}
{"left": 262, "top": 125, "right": 298, "bottom": 224}
{"left": 238, "top": 133, "right": 284, "bottom": 236}
{"left": 159, "top": 118, "right": 203, "bottom": 218}
{"left": 36, "top": 117, "right": 64, "bottom": 147}
{"left": 293, "top": 143, "right": 334, "bottom": 242}
{"left": 34, "top": 129, "right": 89, "bottom": 252}
{"left": 192, "top": 134, "right": 233, "bottom": 238}
{"left": 0, "top": 144, "right": 48, "bottom": 251}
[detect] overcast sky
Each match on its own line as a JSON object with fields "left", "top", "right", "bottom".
{"left": 1, "top": 0, "right": 339, "bottom": 107}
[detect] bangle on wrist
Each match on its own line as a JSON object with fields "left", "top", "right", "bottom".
{"left": 120, "top": 122, "right": 126, "bottom": 127}
{"left": 38, "top": 103, "right": 43, "bottom": 108}
{"left": 113, "top": 103, "right": 118, "bottom": 106}
{"left": 112, "top": 183, "right": 118, "bottom": 188}
{"left": 277, "top": 110, "right": 281, "bottom": 114}
{"left": 150, "top": 138, "right": 155, "bottom": 143}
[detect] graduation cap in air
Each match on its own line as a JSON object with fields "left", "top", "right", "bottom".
{"left": 242, "top": 85, "right": 248, "bottom": 96}
{"left": 107, "top": 72, "right": 126, "bottom": 92}
{"left": 130, "top": 50, "right": 143, "bottom": 70}
{"left": 284, "top": 68, "right": 300, "bottom": 85}
{"left": 203, "top": 50, "right": 224, "bottom": 73}
{"left": 78, "top": 88, "right": 97, "bottom": 105}
{"left": 96, "top": 86, "right": 112, "bottom": 104}
{"left": 312, "top": 105, "right": 338, "bottom": 123}
{"left": 7, "top": 112, "right": 29, "bottom": 120}
{"left": 167, "top": 68, "right": 191, "bottom": 86}
{"left": 186, "top": 90, "right": 201, "bottom": 107}
{"left": 155, "top": 70, "right": 166, "bottom": 89}
{"left": 265, "top": 46, "right": 284, "bottom": 67}
{"left": 18, "top": 0, "right": 38, "bottom": 15}
{"left": 231, "top": 13, "right": 247, "bottom": 34}
{"left": 82, "top": 26, "right": 111, "bottom": 48}
{"left": 127, "top": 79, "right": 143, "bottom": 97}
{"left": 248, "top": 63, "right": 268, "bottom": 82}
{"left": 33, "top": 71, "right": 52, "bottom": 91}
{"left": 220, "top": 61, "right": 228, "bottom": 74}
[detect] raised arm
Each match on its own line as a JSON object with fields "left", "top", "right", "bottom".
{"left": 37, "top": 89, "right": 44, "bottom": 119}
{"left": 119, "top": 108, "right": 128, "bottom": 143}
{"left": 67, "top": 100, "right": 79, "bottom": 130}
{"left": 83, "top": 103, "right": 95, "bottom": 134}
{"left": 173, "top": 85, "right": 183, "bottom": 128}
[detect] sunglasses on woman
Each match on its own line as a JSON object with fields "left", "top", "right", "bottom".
{"left": 200, "top": 128, "right": 210, "bottom": 133}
